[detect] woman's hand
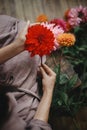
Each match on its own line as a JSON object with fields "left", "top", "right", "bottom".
{"left": 40, "top": 64, "right": 56, "bottom": 94}
{"left": 34, "top": 64, "right": 56, "bottom": 122}
{"left": 15, "top": 20, "right": 30, "bottom": 49}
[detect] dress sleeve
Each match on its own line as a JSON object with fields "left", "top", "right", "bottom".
{"left": 26, "top": 119, "right": 52, "bottom": 130}
{"left": 0, "top": 15, "right": 26, "bottom": 47}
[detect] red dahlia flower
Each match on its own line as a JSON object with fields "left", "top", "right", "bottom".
{"left": 25, "top": 24, "right": 55, "bottom": 57}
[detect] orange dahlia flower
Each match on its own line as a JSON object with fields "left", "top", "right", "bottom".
{"left": 57, "top": 33, "right": 76, "bottom": 47}
{"left": 64, "top": 9, "right": 70, "bottom": 20}
{"left": 25, "top": 24, "right": 54, "bottom": 56}
{"left": 36, "top": 14, "right": 48, "bottom": 22}
{"left": 66, "top": 22, "right": 72, "bottom": 31}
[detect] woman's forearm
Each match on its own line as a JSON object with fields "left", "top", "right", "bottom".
{"left": 0, "top": 39, "right": 24, "bottom": 64}
{"left": 34, "top": 91, "right": 53, "bottom": 123}
{"left": 0, "top": 21, "right": 29, "bottom": 64}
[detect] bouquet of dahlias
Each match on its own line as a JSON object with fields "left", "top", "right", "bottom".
{"left": 36, "top": 6, "right": 87, "bottom": 130}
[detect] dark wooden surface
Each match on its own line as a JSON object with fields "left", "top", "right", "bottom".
{"left": 0, "top": 0, "right": 87, "bottom": 22}
{"left": 0, "top": 0, "right": 87, "bottom": 130}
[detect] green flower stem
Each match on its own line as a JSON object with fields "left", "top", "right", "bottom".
{"left": 51, "top": 53, "right": 58, "bottom": 67}
{"left": 41, "top": 56, "right": 43, "bottom": 66}
{"left": 82, "top": 60, "right": 87, "bottom": 82}
{"left": 51, "top": 52, "right": 61, "bottom": 87}
{"left": 72, "top": 117, "right": 81, "bottom": 130}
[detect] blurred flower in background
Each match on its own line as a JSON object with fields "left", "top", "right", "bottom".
{"left": 64, "top": 5, "right": 87, "bottom": 29}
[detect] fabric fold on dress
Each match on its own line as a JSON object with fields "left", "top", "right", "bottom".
{"left": 26, "top": 119, "right": 52, "bottom": 130}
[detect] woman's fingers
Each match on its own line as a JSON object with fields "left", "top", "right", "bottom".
{"left": 42, "top": 64, "right": 55, "bottom": 76}
{"left": 40, "top": 66, "right": 47, "bottom": 78}
{"left": 23, "top": 20, "right": 30, "bottom": 34}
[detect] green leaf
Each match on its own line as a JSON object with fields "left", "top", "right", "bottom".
{"left": 68, "top": 96, "right": 74, "bottom": 106}
{"left": 57, "top": 91, "right": 68, "bottom": 105}
{"left": 81, "top": 82, "right": 87, "bottom": 90}
{"left": 59, "top": 73, "right": 69, "bottom": 85}
{"left": 54, "top": 64, "right": 61, "bottom": 87}
{"left": 57, "top": 100, "right": 62, "bottom": 106}
{"left": 74, "top": 26, "right": 82, "bottom": 34}
{"left": 67, "top": 74, "right": 78, "bottom": 89}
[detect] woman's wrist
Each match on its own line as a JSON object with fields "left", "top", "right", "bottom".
{"left": 34, "top": 89, "right": 53, "bottom": 122}
{"left": 43, "top": 89, "right": 53, "bottom": 99}
{"left": 13, "top": 38, "right": 25, "bottom": 52}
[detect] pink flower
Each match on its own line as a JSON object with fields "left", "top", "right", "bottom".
{"left": 50, "top": 19, "right": 67, "bottom": 31}
{"left": 76, "top": 5, "right": 87, "bottom": 22}
{"left": 66, "top": 5, "right": 87, "bottom": 28}
{"left": 41, "top": 22, "right": 64, "bottom": 49}
{"left": 68, "top": 8, "right": 82, "bottom": 27}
